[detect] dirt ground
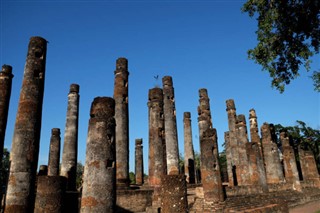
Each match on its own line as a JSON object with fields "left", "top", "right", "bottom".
{"left": 290, "top": 200, "right": 320, "bottom": 213}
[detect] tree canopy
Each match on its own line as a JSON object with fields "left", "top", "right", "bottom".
{"left": 242, "top": 0, "right": 320, "bottom": 92}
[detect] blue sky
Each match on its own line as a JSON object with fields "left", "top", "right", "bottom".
{"left": 1, "top": 0, "right": 319, "bottom": 174}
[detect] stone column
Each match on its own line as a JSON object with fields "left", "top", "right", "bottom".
{"left": 160, "top": 175, "right": 188, "bottom": 213}
{"left": 34, "top": 176, "right": 66, "bottom": 213}
{"left": 113, "top": 58, "right": 130, "bottom": 188}
{"left": 198, "top": 89, "right": 224, "bottom": 203}
{"left": 183, "top": 112, "right": 195, "bottom": 184}
{"left": 249, "top": 109, "right": 262, "bottom": 154}
{"left": 61, "top": 84, "right": 80, "bottom": 191}
{"left": 48, "top": 128, "right": 61, "bottom": 176}
{"left": 0, "top": 65, "right": 13, "bottom": 163}
{"left": 225, "top": 99, "right": 239, "bottom": 186}
{"left": 162, "top": 76, "right": 179, "bottom": 175}
{"left": 135, "top": 138, "right": 144, "bottom": 185}
{"left": 280, "top": 131, "right": 301, "bottom": 191}
{"left": 81, "top": 97, "right": 116, "bottom": 213}
{"left": 299, "top": 148, "right": 320, "bottom": 188}
{"left": 261, "top": 123, "right": 284, "bottom": 184}
{"left": 148, "top": 88, "right": 166, "bottom": 186}
{"left": 5, "top": 36, "right": 47, "bottom": 213}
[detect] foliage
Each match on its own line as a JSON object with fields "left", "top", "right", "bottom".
{"left": 76, "top": 162, "right": 84, "bottom": 189}
{"left": 0, "top": 148, "right": 10, "bottom": 189}
{"left": 242, "top": 0, "right": 320, "bottom": 92}
{"left": 129, "top": 172, "right": 136, "bottom": 184}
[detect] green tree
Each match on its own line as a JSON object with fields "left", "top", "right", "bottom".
{"left": 129, "top": 172, "right": 136, "bottom": 184}
{"left": 242, "top": 0, "right": 320, "bottom": 92}
{"left": 0, "top": 148, "right": 10, "bottom": 188}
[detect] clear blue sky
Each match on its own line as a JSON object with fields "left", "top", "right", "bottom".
{"left": 1, "top": 1, "right": 319, "bottom": 174}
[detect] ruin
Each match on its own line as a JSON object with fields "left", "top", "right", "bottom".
{"left": 183, "top": 112, "right": 196, "bottom": 184}
{"left": 5, "top": 36, "right": 47, "bottom": 213}
{"left": 114, "top": 58, "right": 130, "bottom": 188}
{"left": 135, "top": 138, "right": 144, "bottom": 185}
{"left": 0, "top": 65, "right": 13, "bottom": 164}
{"left": 81, "top": 97, "right": 116, "bottom": 212}
{"left": 48, "top": 128, "right": 61, "bottom": 176}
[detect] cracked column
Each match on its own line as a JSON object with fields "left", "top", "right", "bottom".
{"left": 148, "top": 88, "right": 166, "bottom": 186}
{"left": 5, "top": 36, "right": 47, "bottom": 212}
{"left": 261, "top": 123, "right": 284, "bottom": 184}
{"left": 162, "top": 76, "right": 179, "bottom": 175}
{"left": 61, "top": 84, "right": 80, "bottom": 191}
{"left": 114, "top": 58, "right": 130, "bottom": 188}
{"left": 81, "top": 97, "right": 116, "bottom": 212}
{"left": 48, "top": 128, "right": 61, "bottom": 176}
{"left": 0, "top": 65, "right": 13, "bottom": 164}
{"left": 198, "top": 89, "right": 224, "bottom": 203}
{"left": 135, "top": 138, "right": 144, "bottom": 185}
{"left": 280, "top": 131, "right": 301, "bottom": 191}
{"left": 183, "top": 112, "right": 195, "bottom": 184}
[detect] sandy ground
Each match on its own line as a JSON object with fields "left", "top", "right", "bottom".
{"left": 290, "top": 200, "right": 320, "bottom": 213}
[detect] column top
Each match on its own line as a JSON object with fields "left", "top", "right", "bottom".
{"left": 162, "top": 76, "right": 173, "bottom": 86}
{"left": 184, "top": 112, "right": 191, "bottom": 118}
{"left": 90, "top": 97, "right": 115, "bottom": 118}
{"left": 226, "top": 99, "right": 236, "bottom": 110}
{"left": 237, "top": 114, "right": 247, "bottom": 125}
{"left": 249, "top": 108, "right": 257, "bottom": 118}
{"left": 148, "top": 87, "right": 163, "bottom": 101}
{"left": 70, "top": 84, "right": 80, "bottom": 93}
{"left": 199, "top": 88, "right": 208, "bottom": 98}
{"left": 51, "top": 128, "right": 61, "bottom": 135}
{"left": 135, "top": 138, "right": 143, "bottom": 146}
{"left": 0, "top": 64, "right": 14, "bottom": 78}
{"left": 116, "top": 57, "right": 128, "bottom": 70}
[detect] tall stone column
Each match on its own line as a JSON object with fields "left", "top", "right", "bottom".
{"left": 225, "top": 99, "right": 239, "bottom": 186}
{"left": 135, "top": 138, "right": 144, "bottom": 185}
{"left": 183, "top": 112, "right": 195, "bottom": 184}
{"left": 280, "top": 131, "right": 301, "bottom": 191}
{"left": 299, "top": 148, "right": 320, "bottom": 188}
{"left": 81, "top": 97, "right": 116, "bottom": 213}
{"left": 148, "top": 88, "right": 166, "bottom": 186}
{"left": 249, "top": 109, "right": 262, "bottom": 150}
{"left": 5, "top": 36, "right": 47, "bottom": 213}
{"left": 198, "top": 89, "right": 224, "bottom": 203}
{"left": 61, "top": 84, "right": 80, "bottom": 191}
{"left": 261, "top": 123, "right": 284, "bottom": 184}
{"left": 0, "top": 65, "right": 13, "bottom": 163}
{"left": 162, "top": 76, "right": 179, "bottom": 175}
{"left": 114, "top": 58, "right": 130, "bottom": 188}
{"left": 48, "top": 128, "right": 61, "bottom": 176}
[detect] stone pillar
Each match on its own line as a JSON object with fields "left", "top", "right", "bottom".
{"left": 81, "top": 97, "right": 116, "bottom": 213}
{"left": 162, "top": 76, "right": 179, "bottom": 175}
{"left": 261, "top": 123, "right": 284, "bottom": 184}
{"left": 135, "top": 138, "right": 144, "bottom": 185}
{"left": 61, "top": 84, "right": 80, "bottom": 191}
{"left": 299, "top": 148, "right": 320, "bottom": 188}
{"left": 113, "top": 58, "right": 130, "bottom": 188}
{"left": 34, "top": 176, "right": 66, "bottom": 213}
{"left": 160, "top": 175, "right": 188, "bottom": 213}
{"left": 198, "top": 89, "right": 224, "bottom": 203}
{"left": 5, "top": 36, "right": 47, "bottom": 213}
{"left": 235, "top": 114, "right": 250, "bottom": 185}
{"left": 0, "top": 65, "right": 13, "bottom": 163}
{"left": 148, "top": 88, "right": 166, "bottom": 186}
{"left": 183, "top": 112, "right": 196, "bottom": 184}
{"left": 48, "top": 128, "right": 61, "bottom": 176}
{"left": 249, "top": 109, "right": 262, "bottom": 155}
{"left": 280, "top": 131, "right": 301, "bottom": 191}
{"left": 225, "top": 99, "right": 239, "bottom": 186}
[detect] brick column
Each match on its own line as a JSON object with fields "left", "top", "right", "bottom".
{"left": 114, "top": 58, "right": 130, "bottom": 188}
{"left": 249, "top": 109, "right": 262, "bottom": 155}
{"left": 198, "top": 89, "right": 224, "bottom": 203}
{"left": 183, "top": 112, "right": 196, "bottom": 184}
{"left": 48, "top": 128, "right": 61, "bottom": 176}
{"left": 5, "top": 36, "right": 47, "bottom": 212}
{"left": 299, "top": 148, "right": 320, "bottom": 188}
{"left": 162, "top": 76, "right": 179, "bottom": 175}
{"left": 135, "top": 138, "right": 144, "bottom": 185}
{"left": 81, "top": 97, "right": 116, "bottom": 212}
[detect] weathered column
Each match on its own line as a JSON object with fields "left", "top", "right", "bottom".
{"left": 34, "top": 176, "right": 66, "bottom": 213}
{"left": 148, "top": 88, "right": 166, "bottom": 186}
{"left": 81, "top": 97, "right": 116, "bottom": 212}
{"left": 249, "top": 109, "right": 262, "bottom": 153}
{"left": 198, "top": 89, "right": 224, "bottom": 203}
{"left": 162, "top": 76, "right": 179, "bottom": 175}
{"left": 48, "top": 128, "right": 61, "bottom": 176}
{"left": 160, "top": 175, "right": 188, "bottom": 213}
{"left": 261, "top": 123, "right": 284, "bottom": 184}
{"left": 61, "top": 84, "right": 80, "bottom": 191}
{"left": 0, "top": 65, "right": 13, "bottom": 163}
{"left": 113, "top": 58, "right": 130, "bottom": 188}
{"left": 225, "top": 99, "right": 239, "bottom": 186}
{"left": 235, "top": 114, "right": 251, "bottom": 185}
{"left": 299, "top": 148, "right": 320, "bottom": 188}
{"left": 5, "top": 36, "right": 47, "bottom": 213}
{"left": 135, "top": 138, "right": 144, "bottom": 185}
{"left": 280, "top": 131, "right": 301, "bottom": 191}
{"left": 183, "top": 112, "right": 196, "bottom": 184}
